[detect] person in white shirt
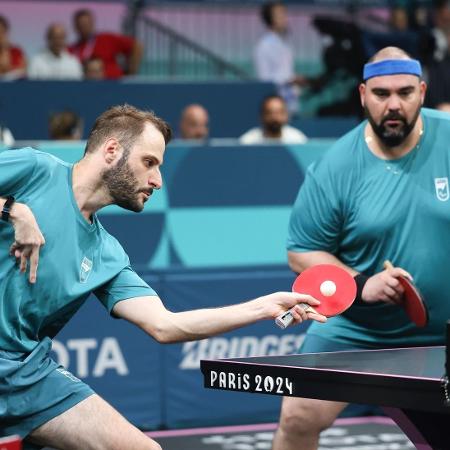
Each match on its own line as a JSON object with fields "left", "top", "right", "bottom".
{"left": 28, "top": 23, "right": 83, "bottom": 80}
{"left": 0, "top": 124, "right": 14, "bottom": 147}
{"left": 239, "top": 95, "right": 307, "bottom": 144}
{"left": 254, "top": 2, "right": 307, "bottom": 116}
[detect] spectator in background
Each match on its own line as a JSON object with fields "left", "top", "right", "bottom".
{"left": 437, "top": 102, "right": 450, "bottom": 112}
{"left": 429, "top": 0, "right": 450, "bottom": 62}
{"left": 69, "top": 9, "right": 143, "bottom": 79}
{"left": 179, "top": 104, "right": 209, "bottom": 140}
{"left": 49, "top": 110, "right": 83, "bottom": 140}
{"left": 426, "top": 26, "right": 450, "bottom": 108}
{"left": 0, "top": 123, "right": 15, "bottom": 147}
{"left": 83, "top": 57, "right": 105, "bottom": 80}
{"left": 29, "top": 24, "right": 83, "bottom": 80}
{"left": 254, "top": 2, "right": 307, "bottom": 117}
{"left": 362, "top": 5, "right": 420, "bottom": 59}
{"left": 239, "top": 95, "right": 307, "bottom": 144}
{"left": 0, "top": 15, "right": 26, "bottom": 80}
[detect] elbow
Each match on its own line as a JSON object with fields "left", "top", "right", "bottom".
{"left": 287, "top": 251, "right": 308, "bottom": 274}
{"left": 146, "top": 312, "right": 178, "bottom": 344}
{"left": 149, "top": 324, "right": 172, "bottom": 344}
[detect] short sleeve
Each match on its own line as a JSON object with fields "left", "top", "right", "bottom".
{"left": 0, "top": 148, "right": 37, "bottom": 196}
{"left": 287, "top": 163, "right": 342, "bottom": 254}
{"left": 94, "top": 265, "right": 158, "bottom": 313}
{"left": 112, "top": 34, "right": 134, "bottom": 55}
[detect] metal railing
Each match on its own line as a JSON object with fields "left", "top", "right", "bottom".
{"left": 136, "top": 14, "right": 250, "bottom": 80}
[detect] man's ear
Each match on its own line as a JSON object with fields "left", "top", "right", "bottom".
{"left": 102, "top": 138, "right": 121, "bottom": 165}
{"left": 359, "top": 83, "right": 366, "bottom": 108}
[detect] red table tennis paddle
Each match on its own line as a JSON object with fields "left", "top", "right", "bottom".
{"left": 383, "top": 260, "right": 428, "bottom": 328}
{"left": 0, "top": 435, "right": 22, "bottom": 450}
{"left": 275, "top": 264, "right": 357, "bottom": 329}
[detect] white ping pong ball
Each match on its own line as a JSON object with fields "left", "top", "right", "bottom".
{"left": 320, "top": 280, "right": 336, "bottom": 297}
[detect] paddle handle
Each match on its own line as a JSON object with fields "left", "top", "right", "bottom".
{"left": 275, "top": 304, "right": 314, "bottom": 329}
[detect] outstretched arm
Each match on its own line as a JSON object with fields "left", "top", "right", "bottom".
{"left": 0, "top": 198, "right": 45, "bottom": 283}
{"left": 112, "top": 292, "right": 326, "bottom": 343}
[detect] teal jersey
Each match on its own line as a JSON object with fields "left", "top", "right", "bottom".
{"left": 0, "top": 148, "right": 156, "bottom": 353}
{"left": 288, "top": 108, "right": 450, "bottom": 346}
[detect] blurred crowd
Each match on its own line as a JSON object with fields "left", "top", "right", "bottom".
{"left": 1, "top": 1, "right": 450, "bottom": 144}
{"left": 0, "top": 8, "right": 142, "bottom": 81}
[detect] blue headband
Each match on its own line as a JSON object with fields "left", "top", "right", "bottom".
{"left": 363, "top": 59, "right": 422, "bottom": 81}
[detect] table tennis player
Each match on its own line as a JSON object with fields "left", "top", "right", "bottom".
{"left": 273, "top": 46, "right": 450, "bottom": 450}
{"left": 0, "top": 105, "right": 327, "bottom": 450}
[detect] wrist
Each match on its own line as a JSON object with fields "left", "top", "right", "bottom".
{"left": 8, "top": 201, "right": 26, "bottom": 225}
{"left": 1, "top": 196, "right": 15, "bottom": 223}
{"left": 248, "top": 297, "right": 268, "bottom": 321}
{"left": 354, "top": 273, "right": 370, "bottom": 305}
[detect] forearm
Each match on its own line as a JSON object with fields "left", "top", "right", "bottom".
{"left": 159, "top": 298, "right": 267, "bottom": 343}
{"left": 288, "top": 250, "right": 358, "bottom": 276}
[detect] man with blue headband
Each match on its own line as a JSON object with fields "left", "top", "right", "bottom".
{"left": 273, "top": 46, "right": 450, "bottom": 450}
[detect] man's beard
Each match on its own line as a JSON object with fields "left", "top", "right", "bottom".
{"left": 102, "top": 152, "right": 145, "bottom": 212}
{"left": 365, "top": 105, "right": 421, "bottom": 148}
{"left": 264, "top": 121, "right": 283, "bottom": 136}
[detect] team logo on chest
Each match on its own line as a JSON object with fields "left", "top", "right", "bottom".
{"left": 80, "top": 256, "right": 93, "bottom": 283}
{"left": 435, "top": 177, "right": 449, "bottom": 202}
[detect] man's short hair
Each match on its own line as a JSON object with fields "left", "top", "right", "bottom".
{"left": 49, "top": 110, "right": 82, "bottom": 140}
{"left": 73, "top": 8, "right": 93, "bottom": 23}
{"left": 84, "top": 104, "right": 172, "bottom": 154}
{"left": 0, "top": 15, "right": 10, "bottom": 31}
{"left": 260, "top": 94, "right": 286, "bottom": 114}
{"left": 261, "top": 2, "right": 284, "bottom": 28}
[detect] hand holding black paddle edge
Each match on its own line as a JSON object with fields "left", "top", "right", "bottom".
{"left": 383, "top": 260, "right": 429, "bottom": 328}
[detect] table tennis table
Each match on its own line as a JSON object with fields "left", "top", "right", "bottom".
{"left": 201, "top": 344, "right": 450, "bottom": 449}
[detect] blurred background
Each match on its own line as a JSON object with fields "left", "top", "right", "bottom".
{"left": 1, "top": 0, "right": 448, "bottom": 447}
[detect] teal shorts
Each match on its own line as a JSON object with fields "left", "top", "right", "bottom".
{"left": 0, "top": 337, "right": 94, "bottom": 449}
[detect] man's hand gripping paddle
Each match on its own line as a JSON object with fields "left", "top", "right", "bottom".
{"left": 383, "top": 260, "right": 428, "bottom": 328}
{"left": 275, "top": 264, "right": 357, "bottom": 329}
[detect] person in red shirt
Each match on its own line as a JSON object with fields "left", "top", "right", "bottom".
{"left": 0, "top": 15, "right": 26, "bottom": 80}
{"left": 69, "top": 9, "right": 143, "bottom": 79}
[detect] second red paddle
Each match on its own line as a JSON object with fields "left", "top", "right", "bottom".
{"left": 276, "top": 264, "right": 357, "bottom": 329}
{"left": 383, "top": 260, "right": 428, "bottom": 328}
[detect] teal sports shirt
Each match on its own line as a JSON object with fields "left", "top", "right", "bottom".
{"left": 288, "top": 108, "right": 450, "bottom": 346}
{"left": 0, "top": 148, "right": 156, "bottom": 353}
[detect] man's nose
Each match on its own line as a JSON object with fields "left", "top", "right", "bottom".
{"left": 149, "top": 169, "right": 163, "bottom": 189}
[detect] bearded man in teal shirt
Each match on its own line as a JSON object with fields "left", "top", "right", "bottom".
{"left": 274, "top": 46, "right": 450, "bottom": 450}
{"left": 0, "top": 105, "right": 325, "bottom": 450}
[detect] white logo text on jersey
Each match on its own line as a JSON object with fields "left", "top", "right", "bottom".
{"left": 435, "top": 177, "right": 449, "bottom": 201}
{"left": 80, "top": 256, "right": 93, "bottom": 283}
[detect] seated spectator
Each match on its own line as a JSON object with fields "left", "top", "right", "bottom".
{"left": 239, "top": 95, "right": 307, "bottom": 144}
{"left": 254, "top": 2, "right": 307, "bottom": 117}
{"left": 0, "top": 15, "right": 26, "bottom": 80}
{"left": 437, "top": 102, "right": 450, "bottom": 113}
{"left": 0, "top": 123, "right": 15, "bottom": 147}
{"left": 69, "top": 9, "right": 143, "bottom": 79}
{"left": 83, "top": 57, "right": 105, "bottom": 80}
{"left": 426, "top": 26, "right": 450, "bottom": 108}
{"left": 29, "top": 23, "right": 83, "bottom": 80}
{"left": 179, "top": 104, "right": 209, "bottom": 140}
{"left": 49, "top": 110, "right": 83, "bottom": 140}
{"left": 430, "top": 0, "right": 450, "bottom": 62}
